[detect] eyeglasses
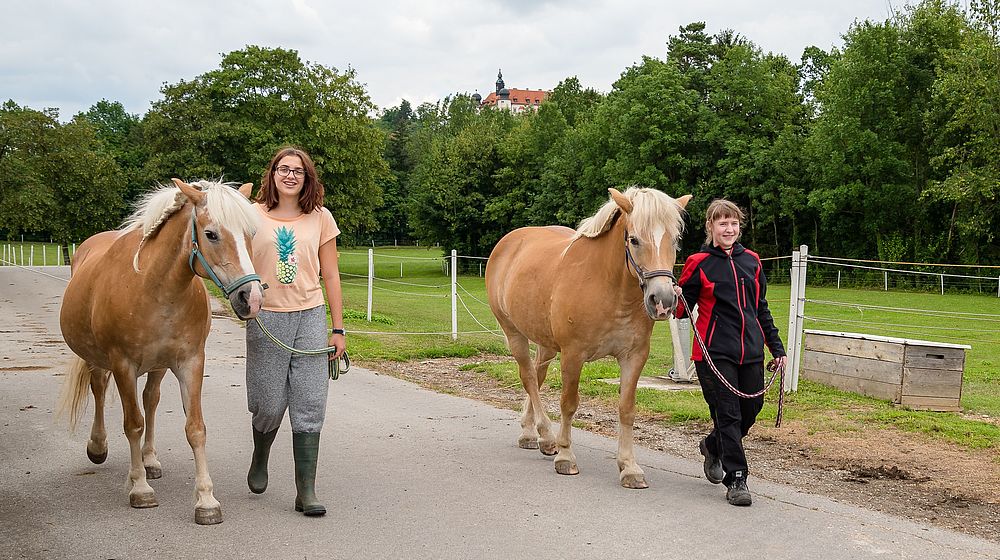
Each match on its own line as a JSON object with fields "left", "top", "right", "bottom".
{"left": 274, "top": 166, "right": 306, "bottom": 178}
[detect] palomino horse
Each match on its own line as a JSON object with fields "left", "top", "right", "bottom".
{"left": 486, "top": 187, "right": 691, "bottom": 488}
{"left": 59, "top": 179, "right": 263, "bottom": 524}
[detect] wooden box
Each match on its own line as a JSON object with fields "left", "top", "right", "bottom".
{"left": 800, "top": 329, "right": 969, "bottom": 412}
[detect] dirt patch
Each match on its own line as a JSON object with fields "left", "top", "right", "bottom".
{"left": 365, "top": 355, "right": 1000, "bottom": 543}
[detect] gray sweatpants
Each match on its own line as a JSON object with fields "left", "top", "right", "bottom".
{"left": 245, "top": 306, "right": 329, "bottom": 433}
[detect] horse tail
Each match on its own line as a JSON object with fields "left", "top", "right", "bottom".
{"left": 57, "top": 355, "right": 103, "bottom": 431}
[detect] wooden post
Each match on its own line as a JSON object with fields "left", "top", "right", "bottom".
{"left": 784, "top": 249, "right": 800, "bottom": 393}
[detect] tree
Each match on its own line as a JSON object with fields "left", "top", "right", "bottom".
{"left": 924, "top": 0, "right": 1000, "bottom": 263}
{"left": 78, "top": 100, "right": 147, "bottom": 205}
{"left": 804, "top": 1, "right": 965, "bottom": 259}
{"left": 0, "top": 101, "right": 126, "bottom": 244}
{"left": 406, "top": 96, "right": 515, "bottom": 256}
{"left": 141, "top": 46, "right": 389, "bottom": 235}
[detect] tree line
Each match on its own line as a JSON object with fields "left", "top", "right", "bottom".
{"left": 1, "top": 0, "right": 997, "bottom": 264}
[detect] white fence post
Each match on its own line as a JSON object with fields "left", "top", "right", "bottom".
{"left": 30, "top": 246, "right": 34, "bottom": 266}
{"left": 451, "top": 250, "right": 458, "bottom": 341}
{"left": 884, "top": 270, "right": 888, "bottom": 291}
{"left": 791, "top": 245, "right": 808, "bottom": 392}
{"left": 785, "top": 249, "right": 800, "bottom": 393}
{"left": 366, "top": 248, "right": 374, "bottom": 322}
{"left": 940, "top": 274, "right": 945, "bottom": 296}
{"left": 20, "top": 245, "right": 24, "bottom": 265}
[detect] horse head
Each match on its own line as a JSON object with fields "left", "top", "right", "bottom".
{"left": 173, "top": 179, "right": 264, "bottom": 320}
{"left": 609, "top": 187, "right": 692, "bottom": 321}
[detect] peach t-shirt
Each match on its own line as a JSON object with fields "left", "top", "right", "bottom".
{"left": 252, "top": 203, "right": 340, "bottom": 312}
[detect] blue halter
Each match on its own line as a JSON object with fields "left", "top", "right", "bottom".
{"left": 188, "top": 212, "right": 261, "bottom": 297}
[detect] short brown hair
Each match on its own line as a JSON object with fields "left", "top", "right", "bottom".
{"left": 704, "top": 199, "right": 746, "bottom": 245}
{"left": 256, "top": 146, "right": 325, "bottom": 212}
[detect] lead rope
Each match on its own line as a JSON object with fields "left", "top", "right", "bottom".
{"left": 253, "top": 316, "right": 351, "bottom": 380}
{"left": 676, "top": 294, "right": 785, "bottom": 427}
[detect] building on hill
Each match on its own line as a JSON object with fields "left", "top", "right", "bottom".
{"left": 473, "top": 69, "right": 549, "bottom": 113}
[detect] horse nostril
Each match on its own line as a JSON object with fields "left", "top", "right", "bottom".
{"left": 238, "top": 289, "right": 248, "bottom": 305}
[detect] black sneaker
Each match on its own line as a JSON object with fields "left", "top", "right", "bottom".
{"left": 726, "top": 474, "right": 752, "bottom": 506}
{"left": 699, "top": 439, "right": 724, "bottom": 484}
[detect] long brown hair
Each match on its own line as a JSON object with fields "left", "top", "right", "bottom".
{"left": 704, "top": 199, "right": 746, "bottom": 245}
{"left": 256, "top": 146, "right": 325, "bottom": 212}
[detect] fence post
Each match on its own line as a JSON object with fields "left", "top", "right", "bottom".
{"left": 367, "top": 248, "right": 374, "bottom": 322}
{"left": 837, "top": 270, "right": 840, "bottom": 289}
{"left": 30, "top": 245, "right": 34, "bottom": 266}
{"left": 791, "top": 245, "right": 808, "bottom": 391}
{"left": 21, "top": 245, "right": 24, "bottom": 265}
{"left": 884, "top": 270, "right": 888, "bottom": 291}
{"left": 785, "top": 249, "right": 800, "bottom": 393}
{"left": 940, "top": 274, "right": 945, "bottom": 296}
{"left": 451, "top": 250, "right": 458, "bottom": 340}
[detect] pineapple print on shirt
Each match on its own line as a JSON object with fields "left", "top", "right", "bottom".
{"left": 274, "top": 226, "right": 299, "bottom": 284}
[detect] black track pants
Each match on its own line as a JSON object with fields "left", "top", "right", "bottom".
{"left": 695, "top": 359, "right": 764, "bottom": 484}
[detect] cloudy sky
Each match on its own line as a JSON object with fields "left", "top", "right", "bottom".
{"left": 4, "top": 0, "right": 911, "bottom": 120}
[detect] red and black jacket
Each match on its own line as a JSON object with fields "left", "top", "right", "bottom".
{"left": 676, "top": 242, "right": 785, "bottom": 364}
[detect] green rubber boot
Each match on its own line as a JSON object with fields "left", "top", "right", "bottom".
{"left": 247, "top": 427, "right": 278, "bottom": 494}
{"left": 292, "top": 432, "right": 327, "bottom": 516}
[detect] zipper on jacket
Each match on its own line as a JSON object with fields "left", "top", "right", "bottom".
{"left": 729, "top": 255, "right": 746, "bottom": 363}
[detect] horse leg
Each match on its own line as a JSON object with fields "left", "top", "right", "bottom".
{"left": 553, "top": 354, "right": 582, "bottom": 476}
{"left": 173, "top": 356, "right": 222, "bottom": 525}
{"left": 109, "top": 364, "right": 158, "bottom": 508}
{"left": 616, "top": 354, "right": 649, "bottom": 489}
{"left": 141, "top": 369, "right": 167, "bottom": 479}
{"left": 518, "top": 345, "right": 557, "bottom": 450}
{"left": 87, "top": 367, "right": 110, "bottom": 464}
{"left": 506, "top": 332, "right": 556, "bottom": 455}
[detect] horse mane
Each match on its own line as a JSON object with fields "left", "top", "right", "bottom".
{"left": 122, "top": 180, "right": 260, "bottom": 272}
{"left": 573, "top": 186, "right": 686, "bottom": 243}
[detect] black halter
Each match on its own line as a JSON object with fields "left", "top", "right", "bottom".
{"left": 624, "top": 229, "right": 676, "bottom": 288}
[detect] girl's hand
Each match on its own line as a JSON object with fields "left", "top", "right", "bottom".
{"left": 328, "top": 332, "right": 346, "bottom": 359}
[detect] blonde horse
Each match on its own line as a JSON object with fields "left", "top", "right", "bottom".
{"left": 59, "top": 179, "right": 263, "bottom": 524}
{"left": 486, "top": 187, "right": 691, "bottom": 488}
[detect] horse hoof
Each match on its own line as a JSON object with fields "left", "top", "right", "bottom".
{"left": 554, "top": 461, "right": 579, "bottom": 476}
{"left": 539, "top": 442, "right": 558, "bottom": 456}
{"left": 129, "top": 493, "right": 158, "bottom": 509}
{"left": 145, "top": 466, "right": 162, "bottom": 480}
{"left": 620, "top": 474, "right": 649, "bottom": 489}
{"left": 517, "top": 437, "right": 539, "bottom": 450}
{"left": 195, "top": 506, "right": 223, "bottom": 525}
{"left": 87, "top": 448, "right": 107, "bottom": 464}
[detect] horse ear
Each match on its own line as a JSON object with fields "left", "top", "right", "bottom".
{"left": 172, "top": 178, "right": 205, "bottom": 205}
{"left": 238, "top": 183, "right": 253, "bottom": 199}
{"left": 676, "top": 194, "right": 693, "bottom": 209}
{"left": 608, "top": 188, "right": 634, "bottom": 214}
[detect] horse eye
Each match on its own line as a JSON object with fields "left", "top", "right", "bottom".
{"left": 629, "top": 236, "right": 640, "bottom": 246}
{"left": 205, "top": 230, "right": 219, "bottom": 242}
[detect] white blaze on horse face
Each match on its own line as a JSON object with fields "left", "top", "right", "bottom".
{"left": 221, "top": 221, "right": 257, "bottom": 280}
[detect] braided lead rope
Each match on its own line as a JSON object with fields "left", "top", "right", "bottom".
{"left": 253, "top": 316, "right": 350, "bottom": 380}
{"left": 677, "top": 293, "right": 785, "bottom": 427}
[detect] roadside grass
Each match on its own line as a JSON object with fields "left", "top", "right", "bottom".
{"left": 201, "top": 245, "right": 1000, "bottom": 452}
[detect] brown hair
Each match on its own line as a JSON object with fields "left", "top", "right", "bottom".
{"left": 704, "top": 199, "right": 746, "bottom": 245}
{"left": 256, "top": 146, "right": 325, "bottom": 212}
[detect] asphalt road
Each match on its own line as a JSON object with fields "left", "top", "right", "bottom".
{"left": 0, "top": 265, "right": 996, "bottom": 560}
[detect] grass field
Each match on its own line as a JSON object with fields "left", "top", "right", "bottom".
{"left": 9, "top": 242, "right": 999, "bottom": 451}
{"left": 332, "top": 246, "right": 1000, "bottom": 451}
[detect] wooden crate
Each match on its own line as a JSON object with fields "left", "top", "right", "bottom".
{"left": 800, "top": 329, "right": 969, "bottom": 412}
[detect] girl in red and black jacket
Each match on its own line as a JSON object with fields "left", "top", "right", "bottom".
{"left": 675, "top": 199, "right": 786, "bottom": 507}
